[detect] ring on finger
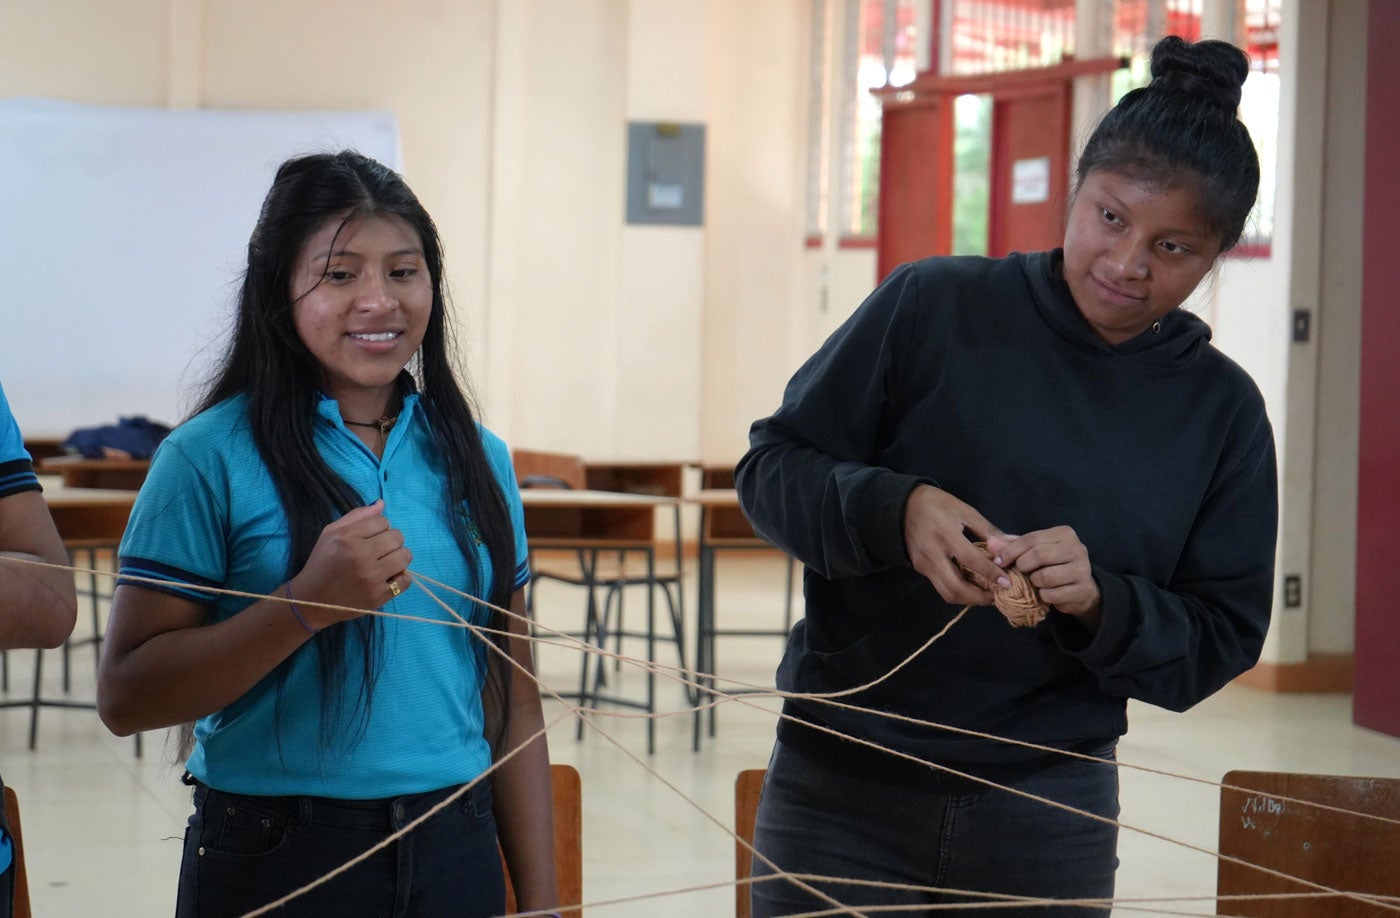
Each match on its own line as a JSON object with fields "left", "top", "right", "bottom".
{"left": 387, "top": 576, "right": 402, "bottom": 598}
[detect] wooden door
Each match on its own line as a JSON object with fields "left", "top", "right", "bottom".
{"left": 987, "top": 82, "right": 1071, "bottom": 257}
{"left": 876, "top": 98, "right": 954, "bottom": 281}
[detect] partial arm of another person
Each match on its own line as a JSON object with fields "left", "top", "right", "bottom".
{"left": 488, "top": 588, "right": 560, "bottom": 913}
{"left": 737, "top": 263, "right": 1005, "bottom": 602}
{"left": 0, "top": 490, "right": 78, "bottom": 649}
{"left": 97, "top": 501, "right": 410, "bottom": 735}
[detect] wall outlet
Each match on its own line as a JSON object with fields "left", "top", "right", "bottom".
{"left": 1283, "top": 574, "right": 1302, "bottom": 608}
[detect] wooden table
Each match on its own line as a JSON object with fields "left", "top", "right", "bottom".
{"left": 583, "top": 459, "right": 686, "bottom": 499}
{"left": 38, "top": 457, "right": 150, "bottom": 491}
{"left": 21, "top": 436, "right": 67, "bottom": 463}
{"left": 521, "top": 488, "right": 679, "bottom": 547}
{"left": 690, "top": 488, "right": 796, "bottom": 750}
{"left": 584, "top": 459, "right": 689, "bottom": 572}
{"left": 42, "top": 486, "right": 137, "bottom": 543}
{"left": 520, "top": 489, "right": 686, "bottom": 754}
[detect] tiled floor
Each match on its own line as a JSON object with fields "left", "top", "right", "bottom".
{"left": 1, "top": 552, "right": 1397, "bottom": 916}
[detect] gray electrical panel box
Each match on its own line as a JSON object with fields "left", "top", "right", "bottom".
{"left": 626, "top": 121, "right": 705, "bottom": 226}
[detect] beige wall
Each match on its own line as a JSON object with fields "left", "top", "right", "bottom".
{"left": 484, "top": 0, "right": 630, "bottom": 455}
{"left": 702, "top": 0, "right": 809, "bottom": 461}
{"left": 1195, "top": 0, "right": 1368, "bottom": 665}
{"left": 0, "top": 0, "right": 810, "bottom": 468}
{"left": 0, "top": 0, "right": 169, "bottom": 106}
{"left": 1308, "top": 0, "right": 1367, "bottom": 656}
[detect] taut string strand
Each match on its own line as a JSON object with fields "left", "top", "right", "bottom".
{"left": 3, "top": 554, "right": 1396, "bottom": 915}
{"left": 410, "top": 568, "right": 1400, "bottom": 916}
{"left": 27, "top": 552, "right": 1395, "bottom": 834}
{"left": 415, "top": 569, "right": 1400, "bottom": 834}
{"left": 209, "top": 569, "right": 866, "bottom": 918}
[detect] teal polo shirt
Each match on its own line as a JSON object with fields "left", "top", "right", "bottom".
{"left": 118, "top": 392, "right": 530, "bottom": 799}
{"left": 0, "top": 380, "right": 39, "bottom": 498}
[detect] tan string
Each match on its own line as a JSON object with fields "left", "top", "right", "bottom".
{"left": 240, "top": 573, "right": 866, "bottom": 918}
{"left": 3, "top": 554, "right": 1397, "bottom": 916}
{"left": 961, "top": 541, "right": 1049, "bottom": 627}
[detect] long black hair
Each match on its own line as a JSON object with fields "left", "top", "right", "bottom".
{"left": 1078, "top": 36, "right": 1261, "bottom": 251}
{"left": 197, "top": 150, "right": 515, "bottom": 746}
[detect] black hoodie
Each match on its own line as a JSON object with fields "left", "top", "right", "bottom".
{"left": 737, "top": 251, "right": 1277, "bottom": 786}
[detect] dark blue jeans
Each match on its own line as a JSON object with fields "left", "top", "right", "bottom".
{"left": 175, "top": 779, "right": 504, "bottom": 918}
{"left": 750, "top": 741, "right": 1120, "bottom": 917}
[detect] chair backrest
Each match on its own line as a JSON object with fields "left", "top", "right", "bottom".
{"left": 503, "top": 763, "right": 583, "bottom": 916}
{"left": 513, "top": 449, "right": 588, "bottom": 491}
{"left": 735, "top": 768, "right": 766, "bottom": 918}
{"left": 1217, "top": 769, "right": 1400, "bottom": 916}
{"left": 3, "top": 785, "right": 32, "bottom": 918}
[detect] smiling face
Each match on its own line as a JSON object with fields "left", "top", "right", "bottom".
{"left": 1061, "top": 170, "right": 1222, "bottom": 346}
{"left": 290, "top": 212, "right": 433, "bottom": 419}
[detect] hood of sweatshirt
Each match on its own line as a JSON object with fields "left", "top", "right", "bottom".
{"left": 1023, "top": 249, "right": 1212, "bottom": 371}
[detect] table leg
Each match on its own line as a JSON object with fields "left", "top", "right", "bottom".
{"left": 692, "top": 507, "right": 710, "bottom": 752}
{"left": 575, "top": 550, "right": 600, "bottom": 741}
{"left": 646, "top": 549, "right": 656, "bottom": 756}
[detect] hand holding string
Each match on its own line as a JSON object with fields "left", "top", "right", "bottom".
{"left": 903, "top": 484, "right": 1010, "bottom": 607}
{"left": 287, "top": 500, "right": 412, "bottom": 630}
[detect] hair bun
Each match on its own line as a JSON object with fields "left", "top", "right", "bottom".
{"left": 1149, "top": 35, "right": 1249, "bottom": 112}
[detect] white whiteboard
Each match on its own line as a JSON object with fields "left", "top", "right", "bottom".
{"left": 0, "top": 99, "right": 401, "bottom": 436}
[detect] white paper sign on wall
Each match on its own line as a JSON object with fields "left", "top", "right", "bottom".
{"left": 1012, "top": 156, "right": 1051, "bottom": 204}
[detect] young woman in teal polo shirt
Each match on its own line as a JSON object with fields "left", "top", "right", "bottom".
{"left": 97, "top": 152, "right": 560, "bottom": 917}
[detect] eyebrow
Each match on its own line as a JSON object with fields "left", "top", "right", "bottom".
{"left": 311, "top": 247, "right": 424, "bottom": 262}
{"left": 1099, "top": 188, "right": 1209, "bottom": 240}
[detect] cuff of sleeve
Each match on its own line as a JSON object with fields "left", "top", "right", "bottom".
{"left": 1049, "top": 567, "right": 1136, "bottom": 665}
{"left": 853, "top": 471, "right": 934, "bottom": 568}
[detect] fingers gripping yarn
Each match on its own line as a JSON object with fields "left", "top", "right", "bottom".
{"left": 962, "top": 542, "right": 1049, "bottom": 627}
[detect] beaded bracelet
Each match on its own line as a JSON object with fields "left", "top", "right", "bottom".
{"left": 284, "top": 583, "right": 317, "bottom": 635}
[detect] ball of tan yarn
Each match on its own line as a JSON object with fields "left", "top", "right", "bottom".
{"left": 962, "top": 542, "right": 1049, "bottom": 628}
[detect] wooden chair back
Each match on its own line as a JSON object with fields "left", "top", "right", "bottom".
{"left": 503, "top": 763, "right": 583, "bottom": 916}
{"left": 513, "top": 449, "right": 588, "bottom": 491}
{"left": 1217, "top": 769, "right": 1400, "bottom": 916}
{"left": 3, "top": 785, "right": 32, "bottom": 918}
{"left": 735, "top": 768, "right": 766, "bottom": 918}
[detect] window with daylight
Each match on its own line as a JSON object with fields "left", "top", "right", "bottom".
{"left": 1111, "top": 1, "right": 1203, "bottom": 101}
{"left": 804, "top": 0, "right": 833, "bottom": 244}
{"left": 807, "top": 1, "right": 1277, "bottom": 253}
{"left": 837, "top": 0, "right": 921, "bottom": 242}
{"left": 1236, "top": 0, "right": 1280, "bottom": 252}
{"left": 948, "top": 0, "right": 1075, "bottom": 75}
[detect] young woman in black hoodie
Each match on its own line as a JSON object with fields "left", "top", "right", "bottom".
{"left": 738, "top": 35, "right": 1275, "bottom": 917}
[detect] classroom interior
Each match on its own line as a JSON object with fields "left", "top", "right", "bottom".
{"left": 2, "top": 1, "right": 1399, "bottom": 916}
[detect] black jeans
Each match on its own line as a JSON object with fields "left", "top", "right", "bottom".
{"left": 751, "top": 741, "right": 1120, "bottom": 917}
{"left": 175, "top": 778, "right": 504, "bottom": 918}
